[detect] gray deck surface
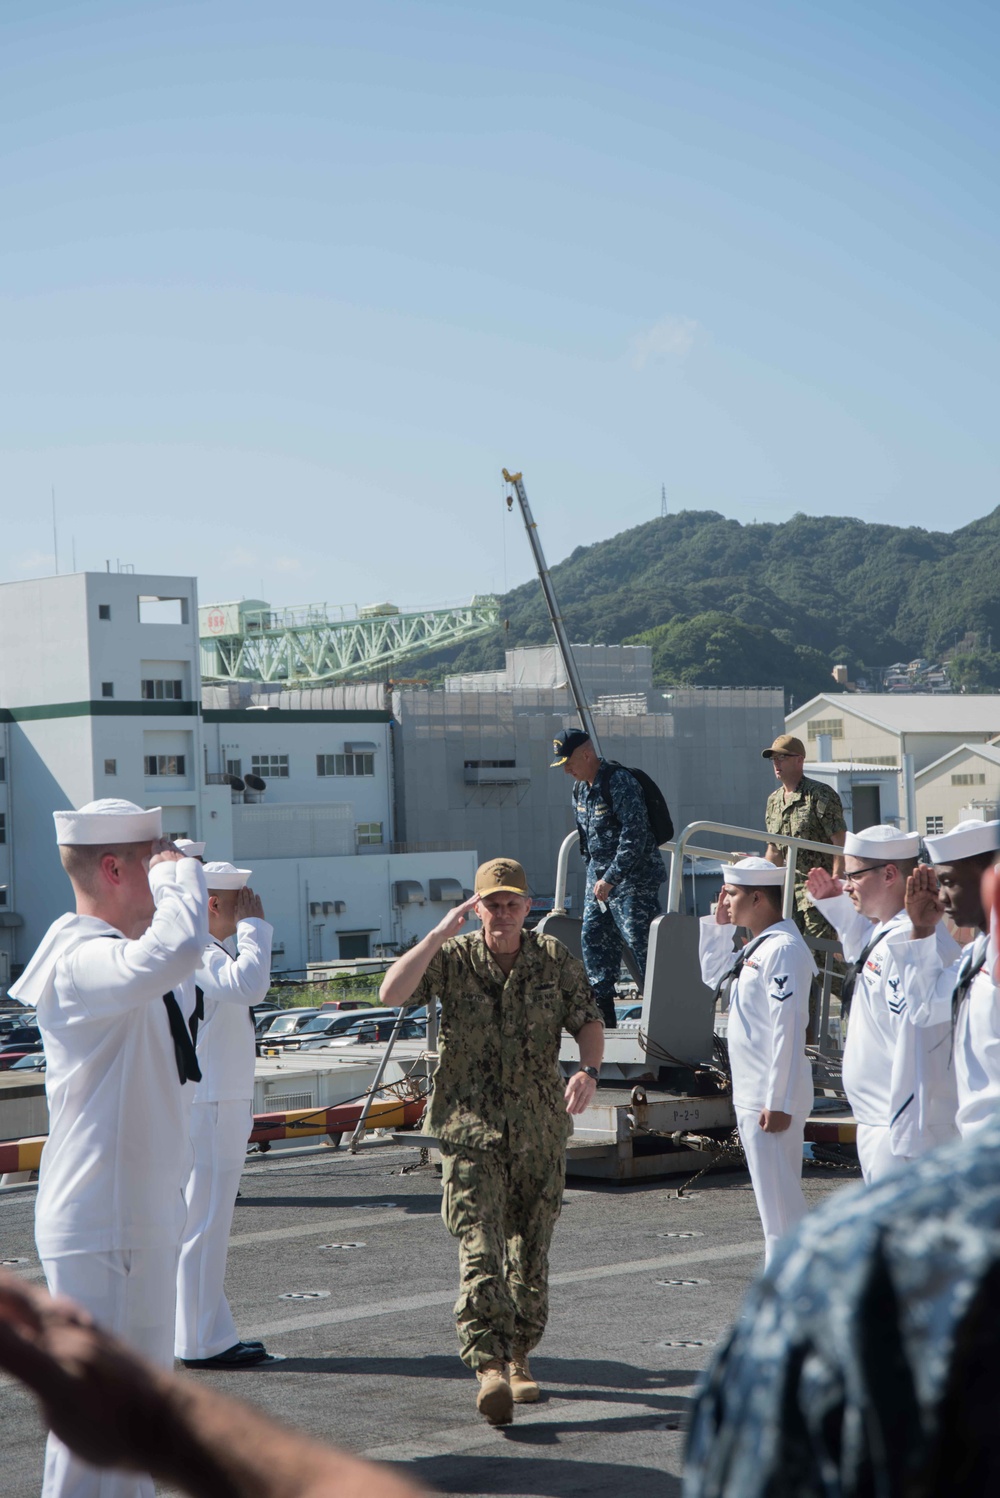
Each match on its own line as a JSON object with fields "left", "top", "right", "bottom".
{"left": 1, "top": 1140, "right": 861, "bottom": 1497}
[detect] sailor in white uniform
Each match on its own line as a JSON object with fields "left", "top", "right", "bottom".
{"left": 886, "top": 819, "right": 1000, "bottom": 1139}
{"left": 805, "top": 825, "right": 960, "bottom": 1182}
{"left": 699, "top": 858, "right": 815, "bottom": 1265}
{"left": 9, "top": 800, "right": 207, "bottom": 1498}
{"left": 175, "top": 861, "right": 274, "bottom": 1369}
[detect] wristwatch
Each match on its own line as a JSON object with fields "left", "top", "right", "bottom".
{"left": 578, "top": 1065, "right": 600, "bottom": 1081}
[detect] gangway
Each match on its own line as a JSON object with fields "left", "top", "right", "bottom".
{"left": 199, "top": 596, "right": 501, "bottom": 685}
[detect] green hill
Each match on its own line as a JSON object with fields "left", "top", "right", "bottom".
{"left": 407, "top": 508, "right": 1000, "bottom": 701}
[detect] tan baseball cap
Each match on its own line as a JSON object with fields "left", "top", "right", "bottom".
{"left": 761, "top": 734, "right": 806, "bottom": 760}
{"left": 474, "top": 857, "right": 530, "bottom": 897}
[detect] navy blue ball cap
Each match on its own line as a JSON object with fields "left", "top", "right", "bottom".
{"left": 550, "top": 728, "right": 591, "bottom": 767}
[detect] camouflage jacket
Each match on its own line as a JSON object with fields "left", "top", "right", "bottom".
{"left": 684, "top": 1118, "right": 1000, "bottom": 1497}
{"left": 573, "top": 762, "right": 665, "bottom": 889}
{"left": 410, "top": 930, "right": 603, "bottom": 1152}
{"left": 765, "top": 774, "right": 846, "bottom": 911}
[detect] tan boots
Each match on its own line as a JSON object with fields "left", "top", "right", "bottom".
{"left": 475, "top": 1361, "right": 513, "bottom": 1425}
{"left": 475, "top": 1352, "right": 540, "bottom": 1423}
{"left": 509, "top": 1351, "right": 540, "bottom": 1403}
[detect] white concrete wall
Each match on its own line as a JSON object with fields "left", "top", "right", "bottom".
{"left": 244, "top": 849, "right": 479, "bottom": 972}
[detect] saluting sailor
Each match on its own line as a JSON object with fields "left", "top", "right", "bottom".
{"left": 886, "top": 819, "right": 1000, "bottom": 1139}
{"left": 174, "top": 860, "right": 275, "bottom": 1369}
{"left": 699, "top": 858, "right": 815, "bottom": 1265}
{"left": 805, "top": 825, "right": 960, "bottom": 1182}
{"left": 8, "top": 800, "right": 207, "bottom": 1498}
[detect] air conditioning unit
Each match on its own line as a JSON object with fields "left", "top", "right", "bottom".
{"left": 393, "top": 880, "right": 425, "bottom": 906}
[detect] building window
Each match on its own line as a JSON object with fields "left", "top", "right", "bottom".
{"left": 104, "top": 759, "right": 117, "bottom": 776}
{"left": 251, "top": 754, "right": 288, "bottom": 778}
{"left": 144, "top": 755, "right": 186, "bottom": 777}
{"left": 0, "top": 886, "right": 7, "bottom": 907}
{"left": 864, "top": 756, "right": 899, "bottom": 767}
{"left": 141, "top": 679, "right": 184, "bottom": 701}
{"left": 101, "top": 682, "right": 114, "bottom": 698}
{"left": 951, "top": 773, "right": 987, "bottom": 786}
{"left": 0, "top": 812, "right": 5, "bottom": 843}
{"left": 356, "top": 822, "right": 383, "bottom": 846}
{"left": 166, "top": 830, "right": 189, "bottom": 842}
{"left": 0, "top": 756, "right": 5, "bottom": 781}
{"left": 317, "top": 753, "right": 375, "bottom": 777}
{"left": 98, "top": 604, "right": 111, "bottom": 620}
{"left": 925, "top": 816, "right": 944, "bottom": 836}
{"left": 807, "top": 718, "right": 844, "bottom": 740}
{"left": 225, "top": 758, "right": 242, "bottom": 778}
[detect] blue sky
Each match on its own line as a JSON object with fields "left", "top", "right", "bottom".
{"left": 1, "top": 0, "right": 997, "bottom": 614}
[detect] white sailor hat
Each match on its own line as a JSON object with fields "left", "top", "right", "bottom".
{"left": 722, "top": 857, "right": 786, "bottom": 887}
{"left": 174, "top": 840, "right": 206, "bottom": 858}
{"left": 925, "top": 819, "right": 1000, "bottom": 866}
{"left": 203, "top": 861, "right": 252, "bottom": 890}
{"left": 54, "top": 799, "right": 163, "bottom": 846}
{"left": 844, "top": 825, "right": 919, "bottom": 862}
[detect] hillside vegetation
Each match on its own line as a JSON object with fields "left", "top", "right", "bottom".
{"left": 410, "top": 508, "right": 1000, "bottom": 701}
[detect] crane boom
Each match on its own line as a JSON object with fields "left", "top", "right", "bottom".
{"left": 502, "top": 468, "right": 601, "bottom": 755}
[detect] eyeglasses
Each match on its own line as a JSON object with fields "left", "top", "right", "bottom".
{"left": 842, "top": 862, "right": 891, "bottom": 883}
{"left": 769, "top": 753, "right": 802, "bottom": 763}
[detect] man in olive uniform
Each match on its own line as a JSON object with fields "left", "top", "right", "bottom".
{"left": 762, "top": 734, "right": 846, "bottom": 943}
{"left": 380, "top": 858, "right": 604, "bottom": 1426}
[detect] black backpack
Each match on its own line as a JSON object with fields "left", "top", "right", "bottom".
{"left": 595, "top": 760, "right": 674, "bottom": 846}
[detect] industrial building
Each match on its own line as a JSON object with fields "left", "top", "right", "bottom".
{"left": 393, "top": 646, "right": 785, "bottom": 914}
{"left": 0, "top": 573, "right": 477, "bottom": 987}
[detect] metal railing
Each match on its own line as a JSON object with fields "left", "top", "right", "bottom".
{"left": 552, "top": 818, "right": 846, "bottom": 1057}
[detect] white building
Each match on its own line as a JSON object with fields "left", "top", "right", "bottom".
{"left": 0, "top": 573, "right": 475, "bottom": 990}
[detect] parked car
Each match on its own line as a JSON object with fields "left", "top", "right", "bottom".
{"left": 8, "top": 1052, "right": 46, "bottom": 1072}
{"left": 0, "top": 1026, "right": 42, "bottom": 1050}
{"left": 252, "top": 1007, "right": 284, "bottom": 1037}
{"left": 615, "top": 1003, "right": 643, "bottom": 1023}
{"left": 0, "top": 1012, "right": 35, "bottom": 1037}
{"left": 256, "top": 1009, "right": 320, "bottom": 1055}
{"left": 285, "top": 1008, "right": 399, "bottom": 1053}
{"left": 319, "top": 1000, "right": 367, "bottom": 1012}
{"left": 323, "top": 1016, "right": 426, "bottom": 1048}
{"left": 0, "top": 1042, "right": 45, "bottom": 1071}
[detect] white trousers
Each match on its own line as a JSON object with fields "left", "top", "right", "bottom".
{"left": 856, "top": 1122, "right": 915, "bottom": 1185}
{"left": 40, "top": 1246, "right": 179, "bottom": 1498}
{"left": 174, "top": 1098, "right": 252, "bottom": 1360}
{"left": 735, "top": 1106, "right": 808, "bottom": 1266}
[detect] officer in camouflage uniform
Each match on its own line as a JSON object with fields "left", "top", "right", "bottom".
{"left": 762, "top": 734, "right": 846, "bottom": 943}
{"left": 551, "top": 728, "right": 665, "bottom": 1029}
{"left": 380, "top": 857, "right": 604, "bottom": 1427}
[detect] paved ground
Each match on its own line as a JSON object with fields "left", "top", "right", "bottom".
{"left": 1, "top": 1141, "right": 862, "bottom": 1497}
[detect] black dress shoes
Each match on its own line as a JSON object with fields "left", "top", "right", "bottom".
{"left": 182, "top": 1341, "right": 270, "bottom": 1369}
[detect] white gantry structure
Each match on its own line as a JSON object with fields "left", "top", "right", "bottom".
{"left": 199, "top": 596, "right": 501, "bottom": 685}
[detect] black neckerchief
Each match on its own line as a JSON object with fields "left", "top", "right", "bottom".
{"left": 840, "top": 927, "right": 892, "bottom": 1016}
{"left": 713, "top": 929, "right": 781, "bottom": 1007}
{"left": 952, "top": 933, "right": 989, "bottom": 1026}
{"left": 94, "top": 932, "right": 201, "bottom": 1084}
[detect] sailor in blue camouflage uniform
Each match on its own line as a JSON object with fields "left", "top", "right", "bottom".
{"left": 684, "top": 1115, "right": 1000, "bottom": 1497}
{"left": 551, "top": 729, "right": 665, "bottom": 1029}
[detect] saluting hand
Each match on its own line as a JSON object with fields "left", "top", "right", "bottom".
{"left": 236, "top": 886, "right": 265, "bottom": 921}
{"left": 433, "top": 893, "right": 482, "bottom": 942}
{"left": 806, "top": 866, "right": 842, "bottom": 901}
{"left": 148, "top": 838, "right": 185, "bottom": 870}
{"left": 905, "top": 865, "right": 944, "bottom": 937}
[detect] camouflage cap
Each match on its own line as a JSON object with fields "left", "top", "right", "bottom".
{"left": 474, "top": 857, "right": 530, "bottom": 897}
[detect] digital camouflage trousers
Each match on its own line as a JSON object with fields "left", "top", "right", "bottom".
{"left": 440, "top": 1142, "right": 565, "bottom": 1370}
